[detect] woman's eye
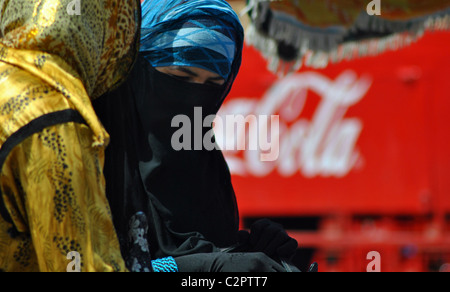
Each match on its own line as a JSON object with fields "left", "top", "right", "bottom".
{"left": 206, "top": 81, "right": 222, "bottom": 86}
{"left": 170, "top": 74, "right": 190, "bottom": 81}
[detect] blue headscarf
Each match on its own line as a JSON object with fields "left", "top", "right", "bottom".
{"left": 140, "top": 0, "right": 244, "bottom": 82}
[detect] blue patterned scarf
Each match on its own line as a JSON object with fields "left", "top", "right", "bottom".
{"left": 140, "top": 0, "right": 244, "bottom": 81}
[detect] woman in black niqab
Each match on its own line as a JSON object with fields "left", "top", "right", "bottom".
{"left": 94, "top": 0, "right": 299, "bottom": 273}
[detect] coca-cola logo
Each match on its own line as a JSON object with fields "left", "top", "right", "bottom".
{"left": 215, "top": 70, "right": 372, "bottom": 178}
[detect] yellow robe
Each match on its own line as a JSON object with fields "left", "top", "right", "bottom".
{"left": 0, "top": 0, "right": 140, "bottom": 272}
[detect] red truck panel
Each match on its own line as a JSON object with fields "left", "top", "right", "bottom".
{"left": 220, "top": 31, "right": 450, "bottom": 217}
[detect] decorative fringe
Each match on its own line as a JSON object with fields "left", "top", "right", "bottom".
{"left": 244, "top": 0, "right": 450, "bottom": 74}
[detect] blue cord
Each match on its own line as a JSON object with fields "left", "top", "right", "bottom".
{"left": 151, "top": 257, "right": 179, "bottom": 272}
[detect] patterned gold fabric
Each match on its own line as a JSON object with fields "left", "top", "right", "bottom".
{"left": 0, "top": 123, "right": 125, "bottom": 272}
{"left": 0, "top": 0, "right": 140, "bottom": 99}
{"left": 0, "top": 0, "right": 140, "bottom": 272}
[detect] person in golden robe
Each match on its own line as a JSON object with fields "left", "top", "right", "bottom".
{"left": 0, "top": 0, "right": 141, "bottom": 272}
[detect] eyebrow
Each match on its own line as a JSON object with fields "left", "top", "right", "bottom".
{"left": 175, "top": 66, "right": 198, "bottom": 77}
{"left": 174, "top": 66, "right": 225, "bottom": 81}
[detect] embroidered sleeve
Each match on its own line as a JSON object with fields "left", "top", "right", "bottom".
{"left": 0, "top": 122, "right": 127, "bottom": 272}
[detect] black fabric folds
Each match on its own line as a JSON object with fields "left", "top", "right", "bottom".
{"left": 94, "top": 55, "right": 240, "bottom": 270}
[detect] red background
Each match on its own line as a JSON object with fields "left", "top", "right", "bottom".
{"left": 225, "top": 31, "right": 450, "bottom": 219}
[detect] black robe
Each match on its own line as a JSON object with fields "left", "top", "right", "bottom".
{"left": 94, "top": 55, "right": 240, "bottom": 272}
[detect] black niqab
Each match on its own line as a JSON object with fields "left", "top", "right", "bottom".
{"left": 94, "top": 55, "right": 240, "bottom": 268}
